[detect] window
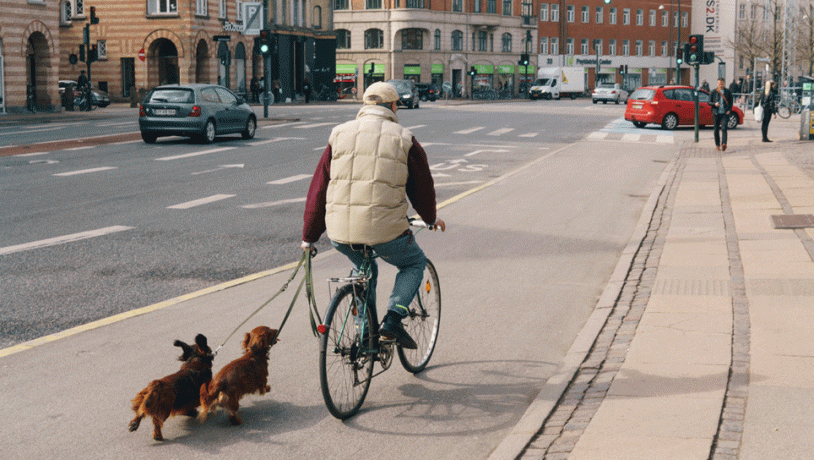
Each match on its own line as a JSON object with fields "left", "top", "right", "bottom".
{"left": 405, "top": 0, "right": 424, "bottom": 7}
{"left": 61, "top": 0, "right": 71, "bottom": 23}
{"left": 551, "top": 3, "right": 558, "bottom": 21}
{"left": 336, "top": 29, "right": 351, "bottom": 49}
{"left": 540, "top": 36, "right": 548, "bottom": 54}
{"left": 609, "top": 7, "right": 616, "bottom": 24}
{"left": 334, "top": 0, "right": 348, "bottom": 10}
{"left": 661, "top": 40, "right": 667, "bottom": 56}
{"left": 649, "top": 9, "right": 655, "bottom": 26}
{"left": 401, "top": 29, "right": 423, "bottom": 50}
{"left": 97, "top": 40, "right": 107, "bottom": 60}
{"left": 219, "top": 0, "right": 226, "bottom": 18}
{"left": 367, "top": 0, "right": 381, "bottom": 7}
{"left": 636, "top": 9, "right": 643, "bottom": 26}
{"left": 738, "top": 4, "right": 745, "bottom": 19}
{"left": 580, "top": 38, "right": 588, "bottom": 55}
{"left": 623, "top": 8, "right": 630, "bottom": 25}
{"left": 150, "top": 0, "right": 177, "bottom": 14}
{"left": 581, "top": 6, "right": 588, "bottom": 23}
{"left": 472, "top": 32, "right": 476, "bottom": 50}
{"left": 503, "top": 0, "right": 511, "bottom": 15}
{"left": 434, "top": 29, "right": 441, "bottom": 50}
{"left": 452, "top": 30, "right": 463, "bottom": 50}
{"left": 623, "top": 39, "right": 630, "bottom": 56}
{"left": 595, "top": 6, "right": 602, "bottom": 23}
{"left": 566, "top": 38, "right": 574, "bottom": 55}
{"left": 593, "top": 39, "right": 602, "bottom": 55}
{"left": 522, "top": 0, "right": 533, "bottom": 23}
{"left": 502, "top": 33, "right": 512, "bottom": 52}
{"left": 540, "top": 3, "right": 547, "bottom": 21}
{"left": 550, "top": 37, "right": 558, "bottom": 54}
{"left": 313, "top": 6, "right": 321, "bottom": 27}
{"left": 487, "top": 0, "right": 495, "bottom": 14}
{"left": 474, "top": 0, "right": 481, "bottom": 13}
{"left": 490, "top": 33, "right": 494, "bottom": 51}
{"left": 566, "top": 5, "right": 574, "bottom": 22}
{"left": 608, "top": 39, "right": 615, "bottom": 56}
{"left": 75, "top": 0, "right": 84, "bottom": 16}
{"left": 648, "top": 40, "right": 655, "bottom": 56}
{"left": 681, "top": 12, "right": 687, "bottom": 27}
{"left": 293, "top": 0, "right": 300, "bottom": 25}
{"left": 196, "top": 0, "right": 207, "bottom": 15}
{"left": 453, "top": 0, "right": 462, "bottom": 12}
{"left": 673, "top": 11, "right": 678, "bottom": 27}
{"left": 478, "top": 31, "right": 488, "bottom": 51}
{"left": 525, "top": 31, "right": 532, "bottom": 53}
{"left": 661, "top": 10, "right": 668, "bottom": 27}
{"left": 365, "top": 29, "right": 384, "bottom": 49}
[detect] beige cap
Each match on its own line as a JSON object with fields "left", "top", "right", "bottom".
{"left": 363, "top": 82, "right": 400, "bottom": 105}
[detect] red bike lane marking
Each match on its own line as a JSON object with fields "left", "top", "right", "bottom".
{"left": 0, "top": 132, "right": 142, "bottom": 157}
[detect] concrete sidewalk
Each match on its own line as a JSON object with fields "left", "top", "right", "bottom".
{"left": 509, "top": 116, "right": 814, "bottom": 459}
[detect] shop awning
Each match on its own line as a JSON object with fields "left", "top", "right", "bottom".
{"left": 431, "top": 63, "right": 444, "bottom": 74}
{"left": 474, "top": 64, "right": 494, "bottom": 74}
{"left": 336, "top": 64, "right": 358, "bottom": 74}
{"left": 404, "top": 65, "right": 421, "bottom": 75}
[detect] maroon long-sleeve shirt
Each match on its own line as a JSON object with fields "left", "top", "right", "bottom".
{"left": 302, "top": 137, "right": 437, "bottom": 243}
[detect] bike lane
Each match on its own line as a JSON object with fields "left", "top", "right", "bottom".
{"left": 0, "top": 136, "right": 675, "bottom": 459}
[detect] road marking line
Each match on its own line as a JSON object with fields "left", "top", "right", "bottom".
{"left": 267, "top": 174, "right": 312, "bottom": 185}
{"left": 587, "top": 132, "right": 607, "bottom": 140}
{"left": 621, "top": 133, "right": 640, "bottom": 142}
{"left": 454, "top": 127, "right": 484, "bottom": 134}
{"left": 518, "top": 133, "right": 539, "bottom": 138}
{"left": 15, "top": 151, "right": 50, "bottom": 157}
{"left": 260, "top": 121, "right": 308, "bottom": 130}
{"left": 155, "top": 147, "right": 235, "bottom": 161}
{"left": 487, "top": 128, "right": 514, "bottom": 136}
{"left": 167, "top": 194, "right": 235, "bottom": 209}
{"left": 314, "top": 146, "right": 325, "bottom": 151}
{"left": 0, "top": 225, "right": 134, "bottom": 256}
{"left": 294, "top": 122, "right": 337, "bottom": 129}
{"left": 242, "top": 197, "right": 307, "bottom": 209}
{"left": 248, "top": 137, "right": 305, "bottom": 146}
{"left": 53, "top": 166, "right": 117, "bottom": 176}
{"left": 406, "top": 125, "right": 426, "bottom": 130}
{"left": 435, "top": 180, "right": 483, "bottom": 187}
{"left": 64, "top": 146, "right": 95, "bottom": 151}
{"left": 112, "top": 140, "right": 142, "bottom": 146}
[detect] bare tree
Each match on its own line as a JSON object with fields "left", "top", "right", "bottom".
{"left": 729, "top": 0, "right": 785, "bottom": 80}
{"left": 797, "top": 2, "right": 814, "bottom": 75}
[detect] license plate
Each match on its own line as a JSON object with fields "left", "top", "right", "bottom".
{"left": 154, "top": 109, "right": 176, "bottom": 116}
{"left": 633, "top": 103, "right": 642, "bottom": 109}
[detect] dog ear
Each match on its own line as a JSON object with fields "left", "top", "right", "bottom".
{"left": 174, "top": 340, "right": 193, "bottom": 361}
{"left": 242, "top": 332, "right": 251, "bottom": 351}
{"left": 195, "top": 334, "right": 208, "bottom": 348}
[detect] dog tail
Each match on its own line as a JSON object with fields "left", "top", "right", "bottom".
{"left": 143, "top": 380, "right": 166, "bottom": 410}
{"left": 198, "top": 381, "right": 215, "bottom": 421}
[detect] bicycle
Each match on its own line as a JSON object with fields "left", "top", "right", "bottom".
{"left": 777, "top": 97, "right": 801, "bottom": 119}
{"left": 26, "top": 84, "right": 36, "bottom": 113}
{"left": 315, "top": 84, "right": 339, "bottom": 102}
{"left": 317, "top": 218, "right": 441, "bottom": 419}
{"left": 73, "top": 86, "right": 96, "bottom": 111}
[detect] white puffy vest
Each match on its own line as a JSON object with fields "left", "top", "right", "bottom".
{"left": 325, "top": 105, "right": 414, "bottom": 245}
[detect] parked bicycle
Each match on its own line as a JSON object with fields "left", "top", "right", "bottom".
{"left": 317, "top": 218, "right": 441, "bottom": 419}
{"left": 777, "top": 97, "right": 801, "bottom": 119}
{"left": 74, "top": 86, "right": 96, "bottom": 111}
{"left": 315, "top": 84, "right": 339, "bottom": 102}
{"left": 26, "top": 84, "right": 36, "bottom": 113}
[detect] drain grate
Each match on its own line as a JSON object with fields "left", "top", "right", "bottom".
{"left": 771, "top": 214, "right": 814, "bottom": 229}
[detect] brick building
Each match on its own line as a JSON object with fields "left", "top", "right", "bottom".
{"left": 0, "top": 0, "right": 61, "bottom": 113}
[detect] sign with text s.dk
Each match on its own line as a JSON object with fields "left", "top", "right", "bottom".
{"left": 242, "top": 3, "right": 263, "bottom": 36}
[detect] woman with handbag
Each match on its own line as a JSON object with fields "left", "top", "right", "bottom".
{"left": 758, "top": 80, "right": 778, "bottom": 142}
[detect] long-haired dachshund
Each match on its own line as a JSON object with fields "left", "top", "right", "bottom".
{"left": 128, "top": 334, "right": 214, "bottom": 441}
{"left": 199, "top": 326, "right": 279, "bottom": 425}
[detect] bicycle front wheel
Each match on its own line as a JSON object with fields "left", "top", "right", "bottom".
{"left": 777, "top": 104, "right": 791, "bottom": 119}
{"left": 319, "top": 283, "right": 374, "bottom": 419}
{"left": 398, "top": 259, "right": 441, "bottom": 373}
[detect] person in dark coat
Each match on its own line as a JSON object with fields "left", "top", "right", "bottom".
{"left": 709, "top": 77, "right": 733, "bottom": 151}
{"left": 250, "top": 77, "right": 259, "bottom": 103}
{"left": 757, "top": 80, "right": 778, "bottom": 142}
{"left": 303, "top": 77, "right": 312, "bottom": 103}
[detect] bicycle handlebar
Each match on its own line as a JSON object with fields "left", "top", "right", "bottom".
{"left": 408, "top": 217, "right": 435, "bottom": 231}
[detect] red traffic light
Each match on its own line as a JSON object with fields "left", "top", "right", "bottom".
{"left": 689, "top": 36, "right": 697, "bottom": 44}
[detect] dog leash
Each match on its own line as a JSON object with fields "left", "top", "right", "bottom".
{"left": 213, "top": 249, "right": 323, "bottom": 356}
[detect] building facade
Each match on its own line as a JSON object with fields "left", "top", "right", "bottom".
{"left": 334, "top": 0, "right": 538, "bottom": 98}
{"left": 53, "top": 0, "right": 334, "bottom": 106}
{"left": 1, "top": 0, "right": 62, "bottom": 113}
{"left": 537, "top": 0, "right": 693, "bottom": 91}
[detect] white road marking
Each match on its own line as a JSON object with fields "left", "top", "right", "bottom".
{"left": 15, "top": 151, "right": 50, "bottom": 157}
{"left": 464, "top": 149, "right": 510, "bottom": 157}
{"left": 167, "top": 194, "right": 235, "bottom": 209}
{"left": 406, "top": 125, "right": 426, "bottom": 130}
{"left": 454, "top": 127, "right": 484, "bottom": 134}
{"left": 260, "top": 121, "right": 308, "bottom": 130}
{"left": 65, "top": 146, "right": 95, "bottom": 151}
{"left": 314, "top": 146, "right": 326, "bottom": 151}
{"left": 53, "top": 166, "right": 117, "bottom": 176}
{"left": 155, "top": 147, "right": 235, "bottom": 161}
{"left": 487, "top": 128, "right": 514, "bottom": 136}
{"left": 587, "top": 132, "right": 607, "bottom": 140}
{"left": 191, "top": 164, "right": 244, "bottom": 175}
{"left": 267, "top": 174, "right": 312, "bottom": 185}
{"left": 242, "top": 197, "right": 307, "bottom": 209}
{"left": 621, "top": 133, "right": 640, "bottom": 142}
{"left": 518, "top": 132, "right": 539, "bottom": 138}
{"left": 656, "top": 135, "right": 674, "bottom": 144}
{"left": 435, "top": 180, "right": 484, "bottom": 187}
{"left": 112, "top": 140, "right": 142, "bottom": 146}
{"left": 248, "top": 137, "right": 305, "bottom": 146}
{"left": 0, "top": 225, "right": 134, "bottom": 256}
{"left": 294, "top": 122, "right": 337, "bottom": 129}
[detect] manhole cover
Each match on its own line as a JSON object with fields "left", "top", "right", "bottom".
{"left": 771, "top": 214, "right": 814, "bottom": 229}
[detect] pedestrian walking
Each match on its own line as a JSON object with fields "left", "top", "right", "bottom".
{"left": 250, "top": 76, "right": 259, "bottom": 103}
{"left": 701, "top": 80, "right": 710, "bottom": 92}
{"left": 757, "top": 80, "right": 778, "bottom": 143}
{"left": 301, "top": 81, "right": 446, "bottom": 350}
{"left": 709, "top": 78, "right": 733, "bottom": 152}
{"left": 729, "top": 79, "right": 741, "bottom": 99}
{"left": 303, "top": 77, "right": 312, "bottom": 103}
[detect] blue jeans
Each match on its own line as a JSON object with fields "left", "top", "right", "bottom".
{"left": 331, "top": 232, "right": 427, "bottom": 320}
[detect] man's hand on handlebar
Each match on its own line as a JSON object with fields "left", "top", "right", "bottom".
{"left": 433, "top": 219, "right": 446, "bottom": 232}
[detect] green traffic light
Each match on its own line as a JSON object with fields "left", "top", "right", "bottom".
{"left": 260, "top": 44, "right": 269, "bottom": 53}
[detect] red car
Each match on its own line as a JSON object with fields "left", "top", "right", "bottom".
{"left": 625, "top": 85, "right": 744, "bottom": 130}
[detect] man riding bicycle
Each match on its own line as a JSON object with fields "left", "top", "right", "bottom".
{"left": 301, "top": 82, "right": 446, "bottom": 349}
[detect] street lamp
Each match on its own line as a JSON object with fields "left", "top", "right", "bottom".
{"left": 659, "top": 0, "right": 682, "bottom": 84}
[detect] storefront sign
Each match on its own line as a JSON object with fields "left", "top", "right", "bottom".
{"left": 473, "top": 64, "right": 494, "bottom": 74}
{"left": 517, "top": 65, "right": 536, "bottom": 74}
{"left": 498, "top": 65, "right": 514, "bottom": 74}
{"left": 431, "top": 63, "right": 444, "bottom": 74}
{"left": 336, "top": 64, "right": 358, "bottom": 74}
{"left": 404, "top": 65, "right": 421, "bottom": 75}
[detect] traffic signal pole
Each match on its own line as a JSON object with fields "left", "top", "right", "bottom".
{"left": 262, "top": 0, "right": 270, "bottom": 119}
{"left": 694, "top": 63, "right": 700, "bottom": 142}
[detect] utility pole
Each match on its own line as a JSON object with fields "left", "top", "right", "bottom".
{"left": 262, "top": 0, "right": 270, "bottom": 119}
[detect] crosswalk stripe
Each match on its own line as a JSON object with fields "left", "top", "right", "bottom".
{"left": 587, "top": 132, "right": 607, "bottom": 140}
{"left": 455, "top": 127, "right": 484, "bottom": 134}
{"left": 518, "top": 133, "right": 539, "bottom": 138}
{"left": 621, "top": 134, "right": 640, "bottom": 142}
{"left": 656, "top": 136, "right": 674, "bottom": 144}
{"left": 167, "top": 194, "right": 235, "bottom": 209}
{"left": 488, "top": 128, "right": 514, "bottom": 136}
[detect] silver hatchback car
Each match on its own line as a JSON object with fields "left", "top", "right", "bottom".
{"left": 139, "top": 84, "right": 256, "bottom": 144}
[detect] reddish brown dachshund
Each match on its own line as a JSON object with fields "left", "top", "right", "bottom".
{"left": 199, "top": 326, "right": 279, "bottom": 425}
{"left": 128, "top": 334, "right": 214, "bottom": 441}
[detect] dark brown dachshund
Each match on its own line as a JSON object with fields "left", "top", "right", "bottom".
{"left": 199, "top": 326, "right": 279, "bottom": 425}
{"left": 128, "top": 334, "right": 214, "bottom": 441}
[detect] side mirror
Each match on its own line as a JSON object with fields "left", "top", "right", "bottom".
{"left": 235, "top": 96, "right": 245, "bottom": 105}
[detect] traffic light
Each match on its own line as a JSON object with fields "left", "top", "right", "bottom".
{"left": 369, "top": 62, "right": 375, "bottom": 76}
{"left": 89, "top": 44, "right": 98, "bottom": 63}
{"left": 79, "top": 45, "right": 85, "bottom": 62}
{"left": 469, "top": 66, "right": 476, "bottom": 77}
{"left": 619, "top": 65, "right": 624, "bottom": 74}
{"left": 676, "top": 46, "right": 683, "bottom": 65}
{"left": 90, "top": 6, "right": 99, "bottom": 24}
{"left": 687, "top": 34, "right": 703, "bottom": 65}
{"left": 258, "top": 29, "right": 271, "bottom": 55}
{"left": 603, "top": 0, "right": 610, "bottom": 3}
{"left": 519, "top": 53, "right": 529, "bottom": 66}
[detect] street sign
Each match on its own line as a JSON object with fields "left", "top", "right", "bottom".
{"left": 242, "top": 3, "right": 263, "bottom": 36}
{"left": 138, "top": 48, "right": 145, "bottom": 62}
{"left": 442, "top": 81, "right": 452, "bottom": 93}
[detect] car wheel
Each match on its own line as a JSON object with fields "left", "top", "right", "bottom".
{"left": 415, "top": 100, "right": 419, "bottom": 109}
{"left": 615, "top": 96, "right": 620, "bottom": 105}
{"left": 141, "top": 132, "right": 157, "bottom": 144}
{"left": 200, "top": 119, "right": 216, "bottom": 144}
{"left": 632, "top": 121, "right": 647, "bottom": 128}
{"left": 593, "top": 99, "right": 598, "bottom": 104}
{"left": 661, "top": 113, "right": 679, "bottom": 130}
{"left": 727, "top": 113, "right": 739, "bottom": 130}
{"left": 603, "top": 100, "right": 607, "bottom": 104}
{"left": 241, "top": 116, "right": 257, "bottom": 139}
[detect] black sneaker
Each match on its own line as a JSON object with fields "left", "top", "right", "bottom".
{"left": 380, "top": 312, "right": 418, "bottom": 350}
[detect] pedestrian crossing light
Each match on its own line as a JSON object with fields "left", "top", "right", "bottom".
{"left": 519, "top": 53, "right": 530, "bottom": 67}
{"left": 259, "top": 29, "right": 270, "bottom": 55}
{"left": 676, "top": 47, "right": 683, "bottom": 65}
{"left": 469, "top": 66, "right": 477, "bottom": 77}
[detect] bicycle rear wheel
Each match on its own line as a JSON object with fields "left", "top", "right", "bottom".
{"left": 777, "top": 104, "right": 791, "bottom": 119}
{"left": 397, "top": 259, "right": 441, "bottom": 373}
{"left": 319, "top": 283, "right": 374, "bottom": 419}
